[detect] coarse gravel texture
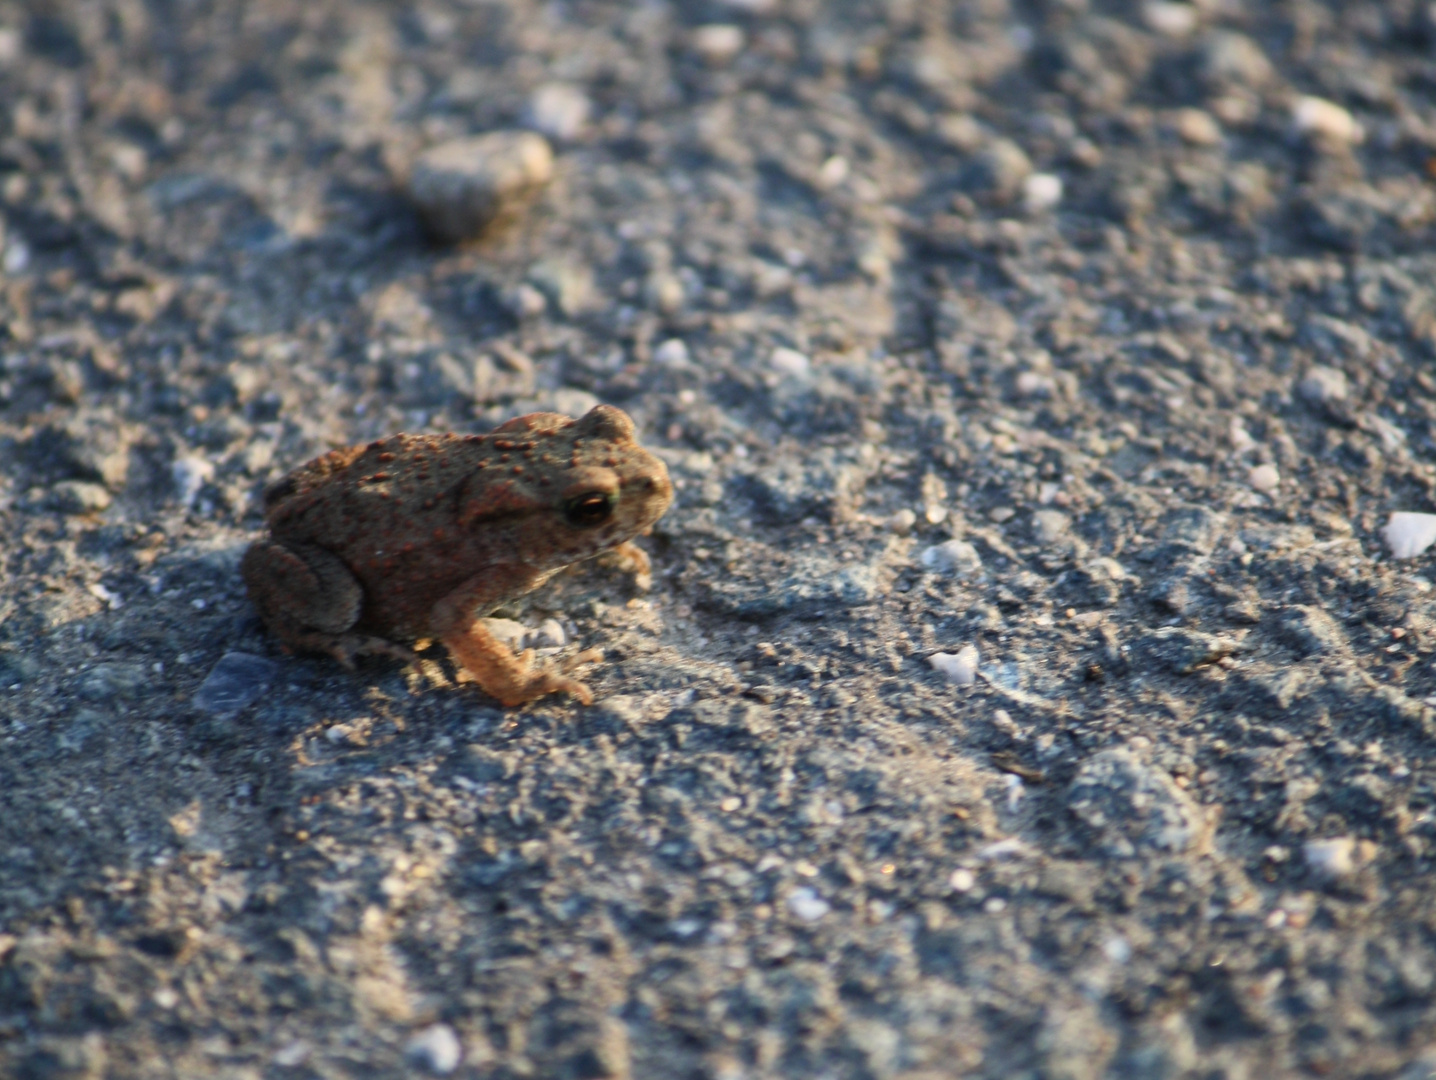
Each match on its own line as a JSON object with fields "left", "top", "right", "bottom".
{"left": 5, "top": 1, "right": 1436, "bottom": 1078}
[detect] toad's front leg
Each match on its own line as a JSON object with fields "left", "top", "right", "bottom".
{"left": 430, "top": 568, "right": 599, "bottom": 706}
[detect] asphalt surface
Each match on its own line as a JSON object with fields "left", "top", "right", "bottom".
{"left": 5, "top": 1, "right": 1436, "bottom": 1077}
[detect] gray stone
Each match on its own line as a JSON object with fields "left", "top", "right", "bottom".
{"left": 965, "top": 138, "right": 1032, "bottom": 199}
{"left": 1068, "top": 746, "right": 1203, "bottom": 857}
{"left": 919, "top": 539, "right": 982, "bottom": 577}
{"left": 193, "top": 651, "right": 278, "bottom": 719}
{"left": 408, "top": 132, "right": 554, "bottom": 242}
{"left": 1200, "top": 31, "right": 1274, "bottom": 90}
{"left": 1298, "top": 365, "right": 1349, "bottom": 405}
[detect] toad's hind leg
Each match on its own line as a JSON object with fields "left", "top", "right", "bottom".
{"left": 241, "top": 540, "right": 416, "bottom": 668}
{"left": 440, "top": 619, "right": 596, "bottom": 706}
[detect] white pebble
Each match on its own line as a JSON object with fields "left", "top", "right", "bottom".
{"left": 1383, "top": 512, "right": 1436, "bottom": 559}
{"left": 787, "top": 887, "right": 830, "bottom": 922}
{"left": 529, "top": 618, "right": 566, "bottom": 650}
{"left": 1021, "top": 172, "right": 1063, "bottom": 214}
{"left": 1004, "top": 773, "right": 1025, "bottom": 812}
{"left": 523, "top": 82, "right": 591, "bottom": 142}
{"left": 405, "top": 1024, "right": 462, "bottom": 1075}
{"left": 887, "top": 508, "right": 917, "bottom": 535}
{"left": 948, "top": 868, "right": 975, "bottom": 892}
{"left": 653, "top": 338, "right": 690, "bottom": 367}
{"left": 172, "top": 456, "right": 214, "bottom": 508}
{"left": 1292, "top": 95, "right": 1363, "bottom": 149}
{"left": 1015, "top": 370, "right": 1057, "bottom": 398}
{"left": 1247, "top": 463, "right": 1280, "bottom": 493}
{"left": 928, "top": 645, "right": 979, "bottom": 687}
{"left": 978, "top": 837, "right": 1027, "bottom": 861}
{"left": 919, "top": 539, "right": 982, "bottom": 576}
{"left": 1102, "top": 935, "right": 1132, "bottom": 965}
{"left": 1298, "top": 365, "right": 1348, "bottom": 404}
{"left": 769, "top": 347, "right": 811, "bottom": 379}
{"left": 1141, "top": 1, "right": 1199, "bottom": 37}
{"left": 1302, "top": 837, "right": 1356, "bottom": 881}
{"left": 815, "top": 155, "right": 849, "bottom": 191}
{"left": 690, "top": 24, "right": 745, "bottom": 66}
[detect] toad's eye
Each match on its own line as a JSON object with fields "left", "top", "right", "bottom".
{"left": 564, "top": 492, "right": 614, "bottom": 527}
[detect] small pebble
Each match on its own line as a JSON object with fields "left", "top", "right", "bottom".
{"left": 1032, "top": 509, "right": 1070, "bottom": 545}
{"left": 1015, "top": 370, "right": 1056, "bottom": 397}
{"left": 1173, "top": 107, "right": 1222, "bottom": 146}
{"left": 479, "top": 618, "right": 528, "bottom": 650}
{"left": 1021, "top": 173, "right": 1063, "bottom": 214}
{"left": 530, "top": 618, "right": 566, "bottom": 650}
{"left": 948, "top": 868, "right": 976, "bottom": 893}
{"left": 933, "top": 113, "right": 984, "bottom": 151}
{"left": 769, "top": 347, "right": 811, "bottom": 379}
{"left": 405, "top": 1024, "right": 463, "bottom": 1076}
{"left": 193, "top": 652, "right": 278, "bottom": 719}
{"left": 522, "top": 82, "right": 591, "bottom": 142}
{"left": 1201, "top": 32, "right": 1274, "bottom": 90}
{"left": 1292, "top": 95, "right": 1363, "bottom": 150}
{"left": 646, "top": 272, "right": 685, "bottom": 313}
{"left": 1298, "top": 365, "right": 1348, "bottom": 404}
{"left": 1383, "top": 512, "right": 1436, "bottom": 559}
{"left": 815, "top": 155, "right": 849, "bottom": 191}
{"left": 928, "top": 645, "right": 979, "bottom": 687}
{"left": 919, "top": 539, "right": 982, "bottom": 576}
{"left": 1302, "top": 837, "right": 1356, "bottom": 881}
{"left": 408, "top": 132, "right": 554, "bottom": 243}
{"left": 690, "top": 24, "right": 745, "bottom": 66}
{"left": 48, "top": 480, "right": 112, "bottom": 515}
{"left": 504, "top": 282, "right": 547, "bottom": 319}
{"left": 887, "top": 508, "right": 917, "bottom": 535}
{"left": 787, "top": 887, "right": 831, "bottom": 923}
{"left": 1247, "top": 464, "right": 1280, "bottom": 493}
{"left": 1141, "top": 1, "right": 1198, "bottom": 37}
{"left": 968, "top": 139, "right": 1032, "bottom": 199}
{"left": 653, "top": 339, "right": 690, "bottom": 367}
{"left": 172, "top": 456, "right": 215, "bottom": 508}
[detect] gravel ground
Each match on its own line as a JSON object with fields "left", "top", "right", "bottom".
{"left": 5, "top": 1, "right": 1436, "bottom": 1077}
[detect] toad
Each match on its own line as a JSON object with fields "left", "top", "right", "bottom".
{"left": 241, "top": 405, "right": 672, "bottom": 705}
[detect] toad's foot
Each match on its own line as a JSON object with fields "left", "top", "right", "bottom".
{"left": 441, "top": 619, "right": 598, "bottom": 706}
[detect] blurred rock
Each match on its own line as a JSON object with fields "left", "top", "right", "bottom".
{"left": 1199, "top": 31, "right": 1273, "bottom": 91}
{"left": 405, "top": 1024, "right": 462, "bottom": 1075}
{"left": 966, "top": 139, "right": 1032, "bottom": 200}
{"left": 408, "top": 132, "right": 554, "bottom": 243}
{"left": 929, "top": 646, "right": 979, "bottom": 686}
{"left": 47, "top": 480, "right": 112, "bottom": 514}
{"left": 193, "top": 651, "right": 278, "bottom": 719}
{"left": 690, "top": 25, "right": 745, "bottom": 66}
{"left": 523, "top": 83, "right": 591, "bottom": 142}
{"left": 920, "top": 539, "right": 982, "bottom": 576}
{"left": 1292, "top": 95, "right": 1363, "bottom": 150}
{"left": 1298, "top": 365, "right": 1348, "bottom": 404}
{"left": 1384, "top": 512, "right": 1436, "bottom": 559}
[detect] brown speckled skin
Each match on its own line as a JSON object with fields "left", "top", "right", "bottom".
{"left": 241, "top": 406, "right": 672, "bottom": 705}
